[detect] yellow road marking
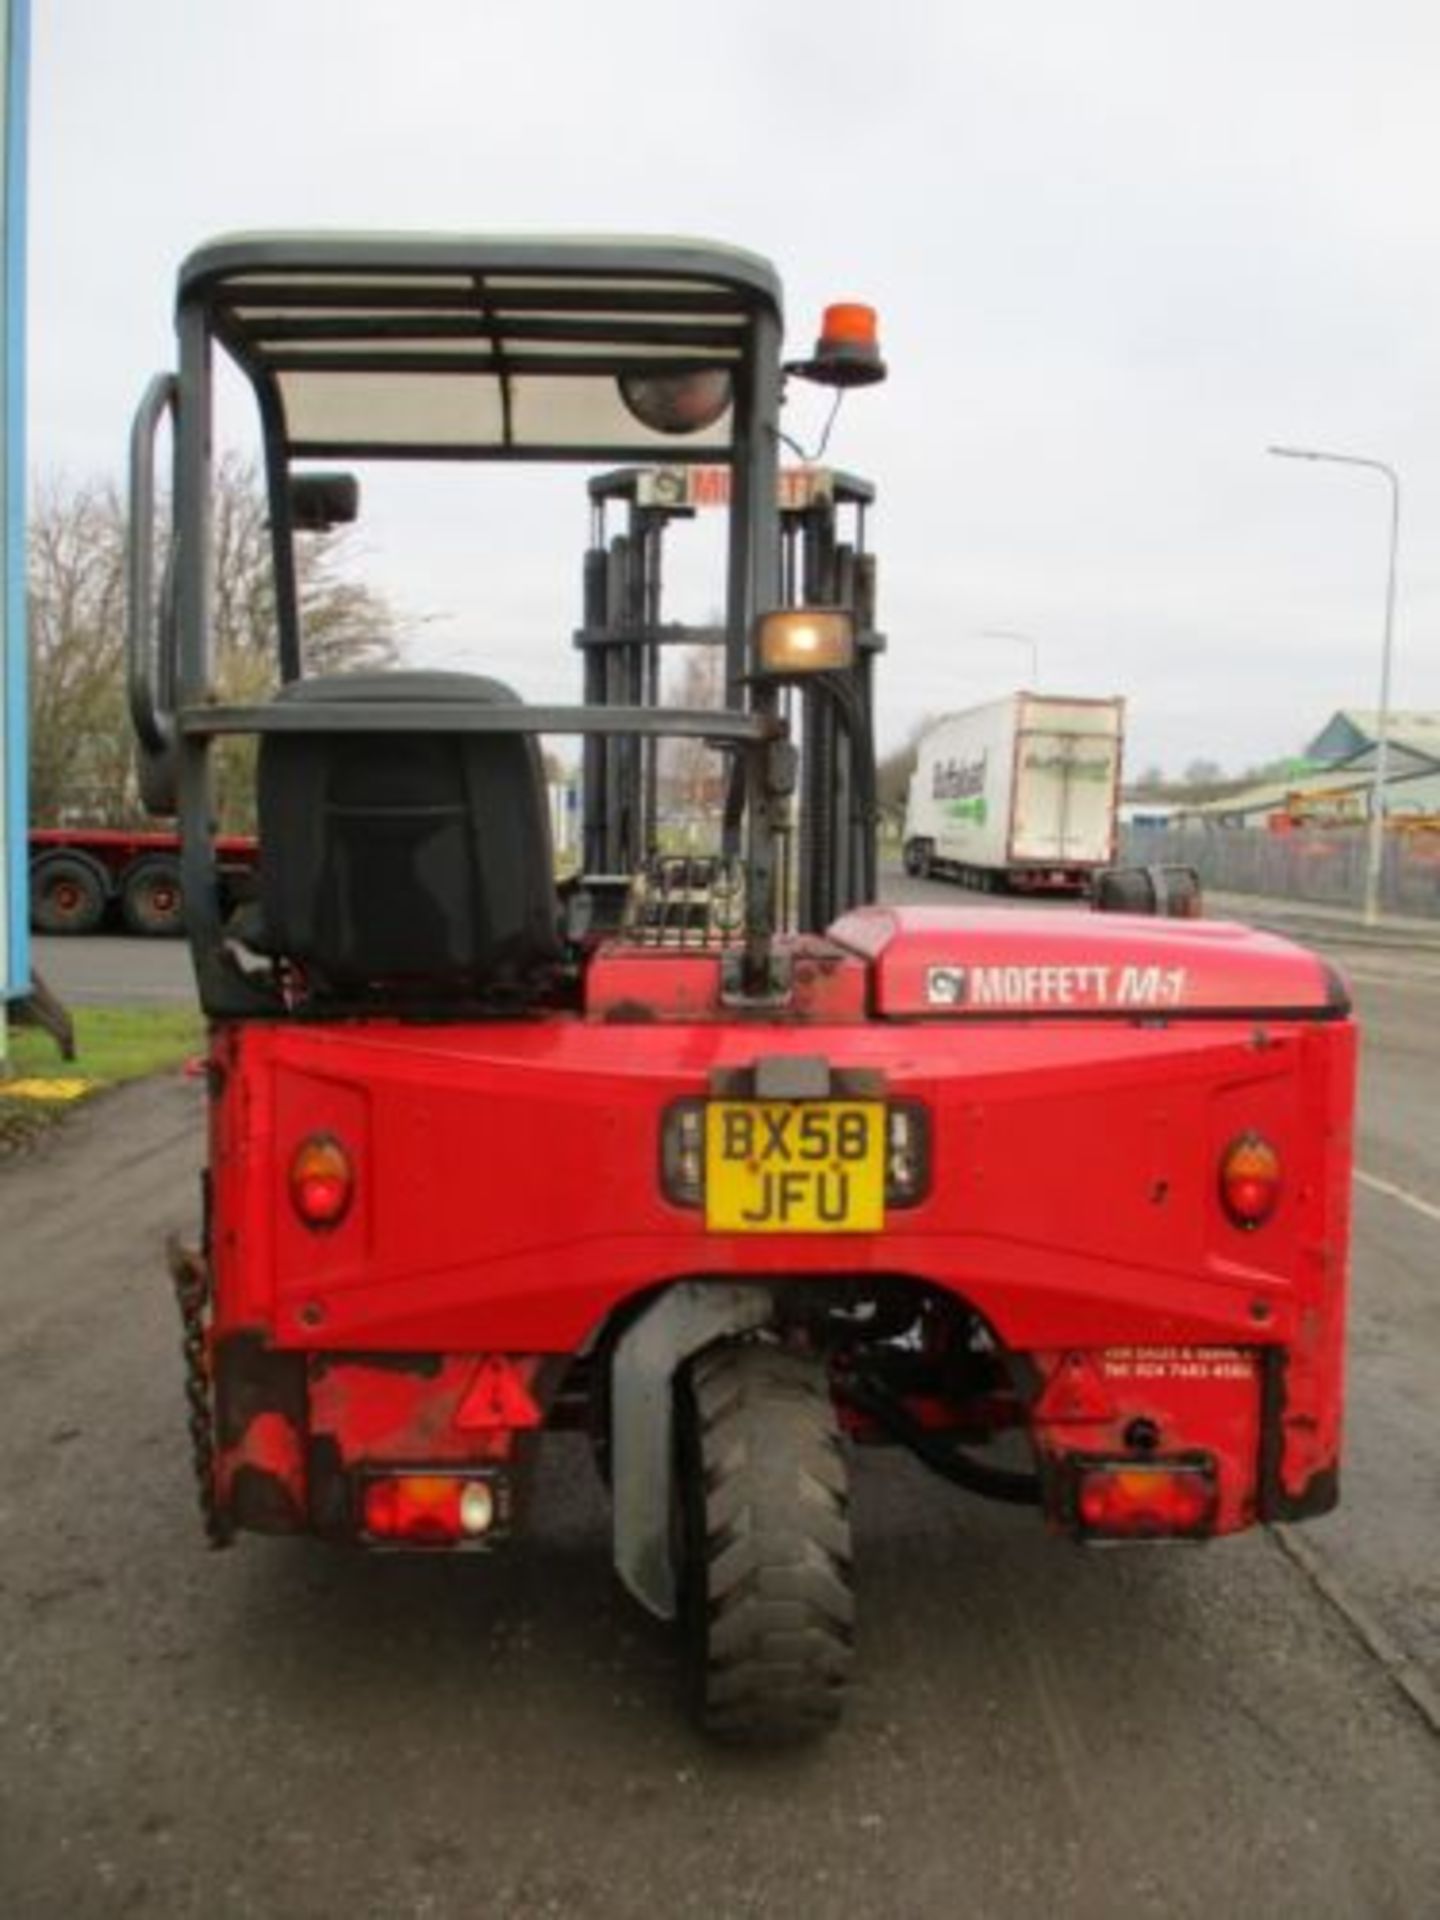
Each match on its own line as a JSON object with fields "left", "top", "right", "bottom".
{"left": 0, "top": 1078, "right": 94, "bottom": 1102}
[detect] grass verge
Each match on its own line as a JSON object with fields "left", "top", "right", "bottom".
{"left": 1, "top": 1005, "right": 204, "bottom": 1156}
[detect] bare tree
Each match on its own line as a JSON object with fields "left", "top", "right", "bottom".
{"left": 875, "top": 717, "right": 935, "bottom": 826}
{"left": 208, "top": 453, "right": 397, "bottom": 675}
{"left": 28, "top": 461, "right": 402, "bottom": 831}
{"left": 27, "top": 477, "right": 132, "bottom": 825}
{"left": 1182, "top": 757, "right": 1225, "bottom": 789}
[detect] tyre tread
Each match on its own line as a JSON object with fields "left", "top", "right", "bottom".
{"left": 680, "top": 1342, "right": 854, "bottom": 1742}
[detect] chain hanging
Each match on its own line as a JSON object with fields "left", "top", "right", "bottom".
{"left": 166, "top": 1238, "right": 234, "bottom": 1549}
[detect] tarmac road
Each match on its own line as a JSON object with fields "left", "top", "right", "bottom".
{"left": 3, "top": 900, "right": 1439, "bottom": 1917}
{"left": 28, "top": 932, "right": 194, "bottom": 1006}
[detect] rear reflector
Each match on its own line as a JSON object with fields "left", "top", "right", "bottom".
{"left": 361, "top": 1473, "right": 501, "bottom": 1545}
{"left": 1074, "top": 1459, "right": 1217, "bottom": 1539}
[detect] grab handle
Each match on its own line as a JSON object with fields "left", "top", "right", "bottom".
{"left": 126, "top": 373, "right": 179, "bottom": 808}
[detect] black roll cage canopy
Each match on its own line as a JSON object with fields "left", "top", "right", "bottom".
{"left": 126, "top": 233, "right": 876, "bottom": 1010}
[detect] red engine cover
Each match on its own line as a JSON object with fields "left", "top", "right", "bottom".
{"left": 828, "top": 905, "right": 1341, "bottom": 1019}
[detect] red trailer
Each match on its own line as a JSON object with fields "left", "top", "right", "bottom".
{"left": 28, "top": 826, "right": 256, "bottom": 936}
{"left": 129, "top": 233, "right": 1355, "bottom": 1744}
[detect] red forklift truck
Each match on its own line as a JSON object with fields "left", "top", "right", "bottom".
{"left": 128, "top": 234, "right": 1356, "bottom": 1743}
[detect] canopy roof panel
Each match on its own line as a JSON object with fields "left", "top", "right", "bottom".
{"left": 179, "top": 233, "right": 783, "bottom": 461}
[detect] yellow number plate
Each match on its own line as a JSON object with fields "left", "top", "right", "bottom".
{"left": 704, "top": 1101, "right": 885, "bottom": 1234}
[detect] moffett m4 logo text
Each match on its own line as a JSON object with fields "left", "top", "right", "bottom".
{"left": 926, "top": 962, "right": 1189, "bottom": 1010}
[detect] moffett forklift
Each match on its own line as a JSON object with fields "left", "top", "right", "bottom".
{"left": 129, "top": 234, "right": 1356, "bottom": 1743}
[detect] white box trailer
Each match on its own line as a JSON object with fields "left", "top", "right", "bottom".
{"left": 903, "top": 693, "right": 1125, "bottom": 892}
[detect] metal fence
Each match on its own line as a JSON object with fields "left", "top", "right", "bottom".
{"left": 1121, "top": 824, "right": 1440, "bottom": 921}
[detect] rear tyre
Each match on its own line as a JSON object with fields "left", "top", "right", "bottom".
{"left": 675, "top": 1341, "right": 854, "bottom": 1743}
{"left": 30, "top": 853, "right": 108, "bottom": 935}
{"left": 120, "top": 856, "right": 185, "bottom": 937}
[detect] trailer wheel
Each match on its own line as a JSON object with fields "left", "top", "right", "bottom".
{"left": 903, "top": 837, "right": 932, "bottom": 879}
{"left": 30, "top": 853, "right": 108, "bottom": 935}
{"left": 675, "top": 1341, "right": 854, "bottom": 1743}
{"left": 120, "top": 856, "right": 185, "bottom": 937}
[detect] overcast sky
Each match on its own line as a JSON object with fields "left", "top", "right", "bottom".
{"left": 28, "top": 0, "right": 1440, "bottom": 776}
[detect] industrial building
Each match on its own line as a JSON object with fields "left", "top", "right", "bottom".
{"left": 1181, "top": 709, "right": 1440, "bottom": 828}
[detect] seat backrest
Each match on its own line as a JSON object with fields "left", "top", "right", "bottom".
{"left": 257, "top": 670, "right": 559, "bottom": 999}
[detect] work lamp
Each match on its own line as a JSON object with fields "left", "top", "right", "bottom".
{"left": 754, "top": 608, "right": 856, "bottom": 675}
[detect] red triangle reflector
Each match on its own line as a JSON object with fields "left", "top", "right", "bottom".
{"left": 455, "top": 1356, "right": 542, "bottom": 1432}
{"left": 1034, "top": 1352, "right": 1115, "bottom": 1424}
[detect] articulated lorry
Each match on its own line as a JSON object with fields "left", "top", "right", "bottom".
{"left": 28, "top": 826, "right": 258, "bottom": 937}
{"left": 903, "top": 693, "right": 1124, "bottom": 893}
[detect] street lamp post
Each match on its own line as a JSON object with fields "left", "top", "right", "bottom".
{"left": 979, "top": 628, "right": 1040, "bottom": 686}
{"left": 1267, "top": 445, "right": 1400, "bottom": 927}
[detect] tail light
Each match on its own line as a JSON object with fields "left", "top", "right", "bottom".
{"left": 289, "top": 1133, "right": 354, "bottom": 1229}
{"left": 362, "top": 1472, "right": 502, "bottom": 1545}
{"left": 1074, "top": 1459, "right": 1218, "bottom": 1539}
{"left": 1220, "top": 1132, "right": 1281, "bottom": 1230}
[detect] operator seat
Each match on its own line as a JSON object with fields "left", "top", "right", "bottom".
{"left": 256, "top": 670, "right": 560, "bottom": 1000}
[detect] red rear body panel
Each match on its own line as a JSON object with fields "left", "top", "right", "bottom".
{"left": 206, "top": 910, "right": 1355, "bottom": 1540}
